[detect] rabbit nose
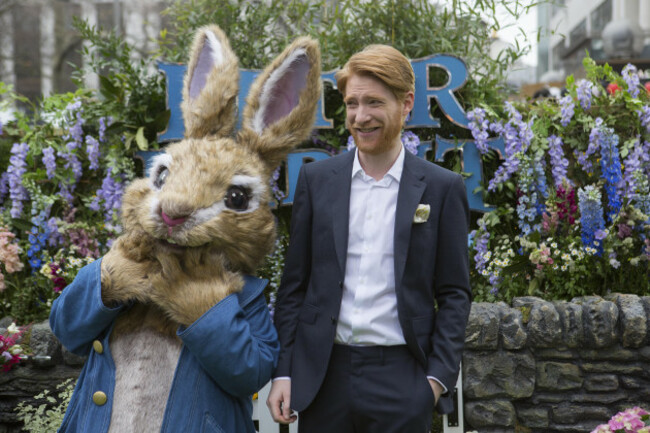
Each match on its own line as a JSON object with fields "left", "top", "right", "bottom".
{"left": 161, "top": 211, "right": 188, "bottom": 227}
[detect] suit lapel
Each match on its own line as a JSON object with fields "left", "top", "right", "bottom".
{"left": 394, "top": 152, "right": 426, "bottom": 288}
{"left": 328, "top": 151, "right": 355, "bottom": 276}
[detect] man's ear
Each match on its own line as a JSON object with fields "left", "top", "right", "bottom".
{"left": 402, "top": 91, "right": 415, "bottom": 123}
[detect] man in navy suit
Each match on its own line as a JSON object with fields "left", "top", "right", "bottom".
{"left": 267, "top": 44, "right": 471, "bottom": 432}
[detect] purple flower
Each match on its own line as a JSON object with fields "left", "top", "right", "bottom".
{"left": 578, "top": 117, "right": 605, "bottom": 174}
{"left": 95, "top": 168, "right": 125, "bottom": 222}
{"left": 85, "top": 135, "right": 100, "bottom": 170}
{"left": 487, "top": 103, "right": 533, "bottom": 191}
{"left": 622, "top": 63, "right": 641, "bottom": 98}
{"left": 559, "top": 95, "right": 574, "bottom": 127}
{"left": 99, "top": 116, "right": 113, "bottom": 143}
{"left": 42, "top": 146, "right": 57, "bottom": 179}
{"left": 637, "top": 106, "right": 650, "bottom": 134}
{"left": 7, "top": 142, "right": 30, "bottom": 218}
{"left": 547, "top": 135, "right": 570, "bottom": 187}
{"left": 623, "top": 139, "right": 644, "bottom": 195}
{"left": 401, "top": 130, "right": 420, "bottom": 155}
{"left": 576, "top": 79, "right": 594, "bottom": 110}
{"left": 467, "top": 108, "right": 490, "bottom": 155}
{"left": 270, "top": 166, "right": 285, "bottom": 202}
{"left": 346, "top": 135, "right": 356, "bottom": 151}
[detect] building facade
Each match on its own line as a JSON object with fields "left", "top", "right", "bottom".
{"left": 0, "top": 0, "right": 166, "bottom": 102}
{"left": 537, "top": 0, "right": 650, "bottom": 82}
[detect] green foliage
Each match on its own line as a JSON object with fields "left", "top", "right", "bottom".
{"left": 15, "top": 379, "right": 75, "bottom": 432}
{"left": 72, "top": 18, "right": 168, "bottom": 149}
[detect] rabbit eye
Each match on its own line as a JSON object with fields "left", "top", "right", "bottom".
{"left": 154, "top": 167, "right": 169, "bottom": 189}
{"left": 224, "top": 185, "right": 250, "bottom": 211}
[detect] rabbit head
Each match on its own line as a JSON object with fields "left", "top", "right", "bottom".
{"left": 120, "top": 25, "right": 321, "bottom": 273}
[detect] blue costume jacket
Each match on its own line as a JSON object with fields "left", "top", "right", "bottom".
{"left": 50, "top": 259, "right": 279, "bottom": 433}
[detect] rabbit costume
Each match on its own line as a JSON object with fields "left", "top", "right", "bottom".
{"left": 50, "top": 25, "right": 322, "bottom": 433}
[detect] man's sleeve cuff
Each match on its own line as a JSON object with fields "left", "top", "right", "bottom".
{"left": 272, "top": 377, "right": 291, "bottom": 382}
{"left": 426, "top": 376, "right": 448, "bottom": 394}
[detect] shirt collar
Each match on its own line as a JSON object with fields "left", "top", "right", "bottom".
{"left": 351, "top": 145, "right": 405, "bottom": 183}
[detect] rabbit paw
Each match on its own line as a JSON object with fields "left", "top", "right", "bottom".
{"left": 148, "top": 249, "right": 243, "bottom": 326}
{"left": 100, "top": 234, "right": 160, "bottom": 306}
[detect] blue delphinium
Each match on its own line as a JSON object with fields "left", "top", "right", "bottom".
{"left": 467, "top": 107, "right": 490, "bottom": 155}
{"left": 559, "top": 95, "right": 574, "bottom": 127}
{"left": 547, "top": 135, "right": 570, "bottom": 187}
{"left": 576, "top": 79, "right": 594, "bottom": 110}
{"left": 26, "top": 206, "right": 51, "bottom": 271}
{"left": 622, "top": 63, "right": 641, "bottom": 98}
{"left": 85, "top": 135, "right": 101, "bottom": 170}
{"left": 578, "top": 185, "right": 605, "bottom": 256}
{"left": 598, "top": 127, "right": 623, "bottom": 222}
{"left": 42, "top": 146, "right": 57, "bottom": 180}
{"left": 98, "top": 116, "right": 113, "bottom": 143}
{"left": 7, "top": 142, "right": 30, "bottom": 218}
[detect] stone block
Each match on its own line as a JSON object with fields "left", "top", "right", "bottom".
{"left": 516, "top": 406, "right": 549, "bottom": 428}
{"left": 465, "top": 400, "right": 516, "bottom": 428}
{"left": 551, "top": 402, "right": 611, "bottom": 424}
{"left": 465, "top": 302, "right": 502, "bottom": 350}
{"left": 581, "top": 362, "right": 644, "bottom": 375}
{"left": 535, "top": 348, "right": 576, "bottom": 359}
{"left": 463, "top": 350, "right": 535, "bottom": 399}
{"left": 526, "top": 300, "right": 562, "bottom": 348}
{"left": 536, "top": 361, "right": 582, "bottom": 390}
{"left": 580, "top": 346, "right": 637, "bottom": 361}
{"left": 573, "top": 296, "right": 618, "bottom": 348}
{"left": 28, "top": 321, "right": 61, "bottom": 367}
{"left": 583, "top": 374, "right": 619, "bottom": 392}
{"left": 606, "top": 294, "right": 647, "bottom": 348}
{"left": 500, "top": 307, "right": 527, "bottom": 350}
{"left": 553, "top": 301, "right": 583, "bottom": 348}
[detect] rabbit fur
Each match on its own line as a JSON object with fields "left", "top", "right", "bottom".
{"left": 97, "top": 25, "right": 321, "bottom": 431}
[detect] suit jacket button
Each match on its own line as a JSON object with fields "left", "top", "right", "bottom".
{"left": 331, "top": 316, "right": 337, "bottom": 324}
{"left": 93, "top": 340, "right": 104, "bottom": 354}
{"left": 338, "top": 281, "right": 343, "bottom": 288}
{"left": 93, "top": 391, "right": 107, "bottom": 406}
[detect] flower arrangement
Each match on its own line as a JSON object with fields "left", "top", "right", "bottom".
{"left": 1, "top": 322, "right": 28, "bottom": 372}
{"left": 0, "top": 86, "right": 142, "bottom": 323}
{"left": 468, "top": 57, "right": 650, "bottom": 302}
{"left": 591, "top": 407, "right": 649, "bottom": 433}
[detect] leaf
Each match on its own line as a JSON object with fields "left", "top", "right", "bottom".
{"left": 135, "top": 127, "right": 148, "bottom": 151}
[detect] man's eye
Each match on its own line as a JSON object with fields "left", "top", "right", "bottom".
{"left": 154, "top": 167, "right": 169, "bottom": 189}
{"left": 224, "top": 185, "right": 250, "bottom": 211}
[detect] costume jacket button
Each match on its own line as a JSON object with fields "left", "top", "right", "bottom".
{"left": 93, "top": 391, "right": 107, "bottom": 406}
{"left": 93, "top": 340, "right": 103, "bottom": 354}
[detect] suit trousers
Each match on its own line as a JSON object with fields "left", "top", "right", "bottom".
{"left": 298, "top": 344, "right": 434, "bottom": 433}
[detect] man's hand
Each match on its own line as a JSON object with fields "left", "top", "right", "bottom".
{"left": 428, "top": 378, "right": 443, "bottom": 406}
{"left": 267, "top": 379, "right": 297, "bottom": 424}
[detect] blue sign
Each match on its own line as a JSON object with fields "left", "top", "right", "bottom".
{"left": 154, "top": 55, "right": 502, "bottom": 211}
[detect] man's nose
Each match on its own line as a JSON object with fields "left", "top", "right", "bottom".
{"left": 354, "top": 105, "right": 372, "bottom": 124}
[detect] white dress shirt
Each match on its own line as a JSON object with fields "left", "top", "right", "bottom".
{"left": 335, "top": 146, "right": 406, "bottom": 346}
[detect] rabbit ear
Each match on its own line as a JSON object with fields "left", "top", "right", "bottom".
{"left": 182, "top": 25, "right": 239, "bottom": 139}
{"left": 239, "top": 37, "right": 322, "bottom": 171}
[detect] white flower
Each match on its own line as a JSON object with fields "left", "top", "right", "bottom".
{"left": 413, "top": 204, "right": 430, "bottom": 223}
{"left": 7, "top": 323, "right": 19, "bottom": 335}
{"left": 9, "top": 344, "right": 22, "bottom": 355}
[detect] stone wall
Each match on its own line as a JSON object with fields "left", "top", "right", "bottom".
{"left": 1, "top": 294, "right": 649, "bottom": 432}
{"left": 463, "top": 294, "right": 650, "bottom": 433}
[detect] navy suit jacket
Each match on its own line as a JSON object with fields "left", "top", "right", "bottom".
{"left": 274, "top": 149, "right": 471, "bottom": 414}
